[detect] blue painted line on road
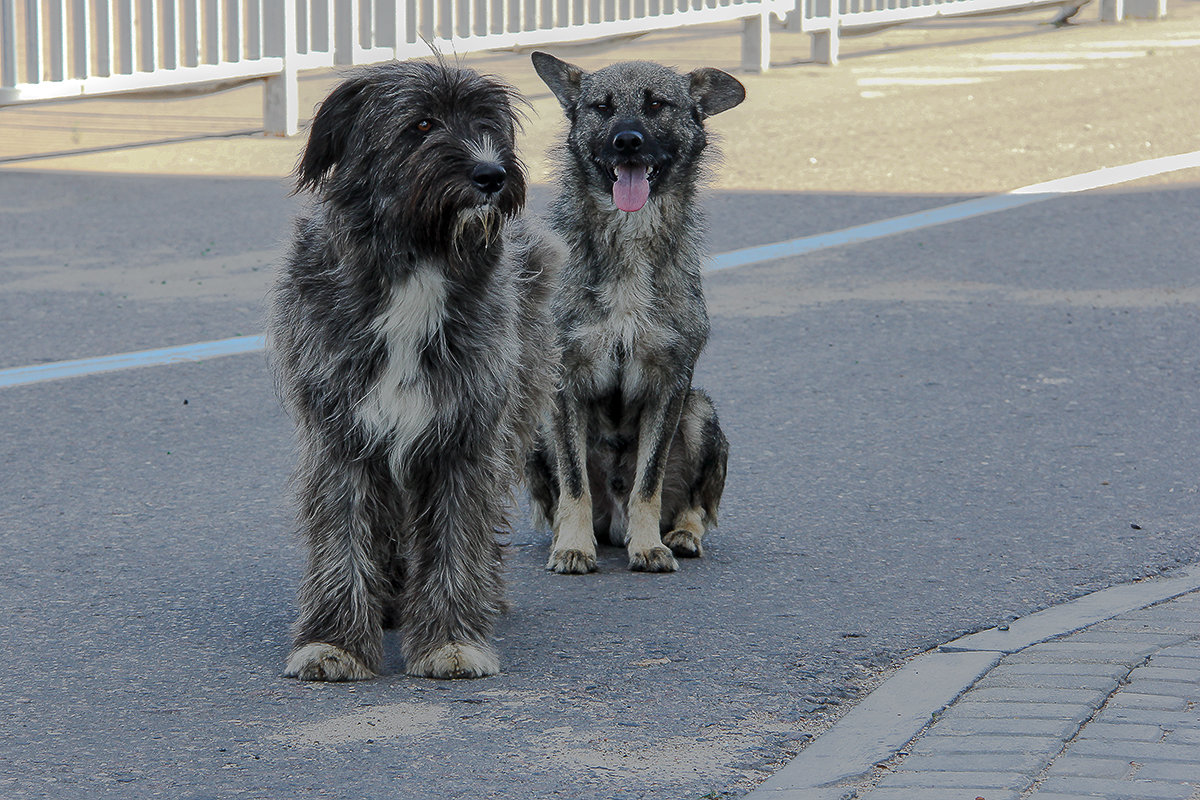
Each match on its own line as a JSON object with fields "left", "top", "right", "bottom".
{"left": 710, "top": 149, "right": 1200, "bottom": 272}
{"left": 708, "top": 192, "right": 1043, "bottom": 271}
{"left": 0, "top": 335, "right": 266, "bottom": 389}
{"left": 3, "top": 149, "right": 1198, "bottom": 390}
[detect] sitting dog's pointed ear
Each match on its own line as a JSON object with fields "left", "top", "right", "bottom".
{"left": 295, "top": 76, "right": 370, "bottom": 193}
{"left": 687, "top": 68, "right": 745, "bottom": 118}
{"left": 531, "top": 52, "right": 584, "bottom": 111}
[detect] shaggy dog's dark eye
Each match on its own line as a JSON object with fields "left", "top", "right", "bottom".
{"left": 647, "top": 98, "right": 663, "bottom": 111}
{"left": 415, "top": 119, "right": 434, "bottom": 133}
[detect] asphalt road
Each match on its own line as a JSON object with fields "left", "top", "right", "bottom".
{"left": 3, "top": 13, "right": 1200, "bottom": 800}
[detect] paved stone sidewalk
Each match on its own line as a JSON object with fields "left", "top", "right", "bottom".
{"left": 748, "top": 574, "right": 1200, "bottom": 800}
{"left": 865, "top": 591, "right": 1200, "bottom": 800}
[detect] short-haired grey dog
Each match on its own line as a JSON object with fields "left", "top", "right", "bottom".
{"left": 269, "top": 60, "right": 562, "bottom": 679}
{"left": 526, "top": 53, "right": 741, "bottom": 574}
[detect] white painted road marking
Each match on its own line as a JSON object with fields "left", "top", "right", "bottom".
{"left": 2, "top": 150, "right": 1199, "bottom": 389}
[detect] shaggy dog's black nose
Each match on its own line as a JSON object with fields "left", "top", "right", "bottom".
{"left": 612, "top": 130, "right": 643, "bottom": 153}
{"left": 472, "top": 163, "right": 507, "bottom": 194}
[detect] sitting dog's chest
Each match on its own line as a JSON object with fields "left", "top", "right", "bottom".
{"left": 566, "top": 263, "right": 678, "bottom": 395}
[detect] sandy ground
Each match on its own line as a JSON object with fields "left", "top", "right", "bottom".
{"left": 3, "top": 2, "right": 1200, "bottom": 195}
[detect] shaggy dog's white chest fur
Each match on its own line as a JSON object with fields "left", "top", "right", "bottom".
{"left": 355, "top": 266, "right": 447, "bottom": 464}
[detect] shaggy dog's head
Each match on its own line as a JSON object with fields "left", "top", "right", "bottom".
{"left": 296, "top": 60, "right": 527, "bottom": 254}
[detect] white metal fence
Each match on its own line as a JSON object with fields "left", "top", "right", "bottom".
{"left": 790, "top": 0, "right": 1167, "bottom": 64}
{"left": 0, "top": 0, "right": 1167, "bottom": 136}
{"left": 0, "top": 0, "right": 785, "bottom": 134}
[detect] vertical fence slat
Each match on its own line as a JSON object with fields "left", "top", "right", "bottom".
{"left": 137, "top": 0, "right": 157, "bottom": 70}
{"left": 297, "top": 0, "right": 312, "bottom": 54}
{"left": 48, "top": 0, "right": 65, "bottom": 80}
{"left": 162, "top": 0, "right": 178, "bottom": 67}
{"left": 95, "top": 0, "right": 114, "bottom": 75}
{"left": 70, "top": 0, "right": 89, "bottom": 77}
{"left": 1, "top": 0, "right": 17, "bottom": 86}
{"left": 224, "top": 0, "right": 242, "bottom": 61}
{"left": 24, "top": 0, "right": 41, "bottom": 82}
{"left": 321, "top": 0, "right": 334, "bottom": 52}
{"left": 245, "top": 0, "right": 260, "bottom": 57}
{"left": 334, "top": 0, "right": 355, "bottom": 63}
{"left": 358, "top": 0, "right": 369, "bottom": 48}
{"left": 182, "top": 0, "right": 199, "bottom": 64}
{"left": 115, "top": 0, "right": 132, "bottom": 72}
{"left": 205, "top": 0, "right": 220, "bottom": 62}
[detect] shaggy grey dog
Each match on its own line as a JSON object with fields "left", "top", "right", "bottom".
{"left": 526, "top": 53, "right": 741, "bottom": 575}
{"left": 269, "top": 60, "right": 561, "bottom": 680}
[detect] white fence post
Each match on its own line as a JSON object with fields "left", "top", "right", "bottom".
{"left": 741, "top": 10, "right": 771, "bottom": 73}
{"left": 264, "top": 0, "right": 300, "bottom": 135}
{"left": 811, "top": 0, "right": 839, "bottom": 64}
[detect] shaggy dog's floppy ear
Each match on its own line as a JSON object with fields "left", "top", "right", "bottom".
{"left": 295, "top": 76, "right": 371, "bottom": 193}
{"left": 687, "top": 68, "right": 745, "bottom": 118}
{"left": 531, "top": 52, "right": 585, "bottom": 112}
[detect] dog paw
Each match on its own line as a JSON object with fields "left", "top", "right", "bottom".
{"left": 628, "top": 545, "right": 679, "bottom": 573}
{"left": 407, "top": 642, "right": 499, "bottom": 679}
{"left": 663, "top": 529, "right": 704, "bottom": 558}
{"left": 284, "top": 642, "right": 377, "bottom": 681}
{"left": 547, "top": 548, "right": 598, "bottom": 574}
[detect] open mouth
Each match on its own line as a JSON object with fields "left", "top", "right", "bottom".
{"left": 597, "top": 161, "right": 661, "bottom": 213}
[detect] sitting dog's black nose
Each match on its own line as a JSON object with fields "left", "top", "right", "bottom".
{"left": 613, "top": 130, "right": 643, "bottom": 153}
{"left": 472, "top": 163, "right": 506, "bottom": 195}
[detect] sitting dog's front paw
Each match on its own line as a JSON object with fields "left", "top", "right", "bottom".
{"left": 628, "top": 545, "right": 679, "bottom": 573}
{"left": 284, "top": 642, "right": 377, "bottom": 681}
{"left": 406, "top": 642, "right": 499, "bottom": 679}
{"left": 547, "top": 548, "right": 598, "bottom": 574}
{"left": 663, "top": 529, "right": 704, "bottom": 558}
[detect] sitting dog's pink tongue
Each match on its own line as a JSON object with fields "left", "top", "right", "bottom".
{"left": 613, "top": 165, "right": 650, "bottom": 212}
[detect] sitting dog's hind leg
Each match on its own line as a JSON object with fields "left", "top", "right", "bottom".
{"left": 660, "top": 388, "right": 729, "bottom": 559}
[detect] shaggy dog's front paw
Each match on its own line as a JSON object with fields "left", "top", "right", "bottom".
{"left": 284, "top": 642, "right": 377, "bottom": 681}
{"left": 662, "top": 529, "right": 704, "bottom": 558}
{"left": 628, "top": 545, "right": 679, "bottom": 573}
{"left": 547, "top": 548, "right": 598, "bottom": 574}
{"left": 407, "top": 642, "right": 500, "bottom": 679}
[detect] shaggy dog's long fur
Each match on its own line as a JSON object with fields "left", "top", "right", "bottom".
{"left": 269, "top": 60, "right": 561, "bottom": 680}
{"left": 527, "top": 54, "right": 742, "bottom": 574}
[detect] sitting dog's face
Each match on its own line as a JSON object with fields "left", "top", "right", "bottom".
{"left": 297, "top": 61, "right": 526, "bottom": 252}
{"left": 532, "top": 53, "right": 744, "bottom": 212}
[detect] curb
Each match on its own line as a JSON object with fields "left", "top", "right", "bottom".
{"left": 745, "top": 563, "right": 1200, "bottom": 799}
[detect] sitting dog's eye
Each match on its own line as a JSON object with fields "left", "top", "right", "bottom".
{"left": 647, "top": 98, "right": 663, "bottom": 111}
{"left": 593, "top": 102, "right": 610, "bottom": 114}
{"left": 414, "top": 119, "right": 434, "bottom": 133}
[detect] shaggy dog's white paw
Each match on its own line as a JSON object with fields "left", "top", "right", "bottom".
{"left": 407, "top": 642, "right": 500, "bottom": 679}
{"left": 284, "top": 642, "right": 377, "bottom": 681}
